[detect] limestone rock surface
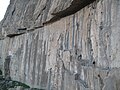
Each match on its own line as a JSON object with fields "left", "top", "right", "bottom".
{"left": 0, "top": 0, "right": 120, "bottom": 90}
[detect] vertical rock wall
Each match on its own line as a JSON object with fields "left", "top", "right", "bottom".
{"left": 0, "top": 0, "right": 120, "bottom": 90}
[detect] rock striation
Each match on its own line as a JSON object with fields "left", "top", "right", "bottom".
{"left": 0, "top": 0, "right": 120, "bottom": 90}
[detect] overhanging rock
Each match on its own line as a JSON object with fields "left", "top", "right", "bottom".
{"left": 44, "top": 0, "right": 96, "bottom": 24}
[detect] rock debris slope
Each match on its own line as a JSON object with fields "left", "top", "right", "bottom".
{"left": 0, "top": 0, "right": 120, "bottom": 90}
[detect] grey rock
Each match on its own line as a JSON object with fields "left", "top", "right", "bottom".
{"left": 0, "top": 0, "right": 120, "bottom": 90}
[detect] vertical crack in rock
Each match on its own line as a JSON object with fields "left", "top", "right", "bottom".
{"left": 47, "top": 68, "right": 52, "bottom": 90}
{"left": 98, "top": 74, "right": 104, "bottom": 90}
{"left": 32, "top": 33, "right": 39, "bottom": 85}
{"left": 75, "top": 73, "right": 89, "bottom": 88}
{"left": 11, "top": 8, "right": 15, "bottom": 16}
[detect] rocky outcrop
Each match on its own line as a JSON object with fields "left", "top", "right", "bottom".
{"left": 0, "top": 0, "right": 96, "bottom": 37}
{"left": 0, "top": 0, "right": 120, "bottom": 90}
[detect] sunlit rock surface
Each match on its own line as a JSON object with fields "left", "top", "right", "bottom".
{"left": 0, "top": 0, "right": 120, "bottom": 90}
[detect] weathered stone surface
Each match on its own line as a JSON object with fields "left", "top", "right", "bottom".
{"left": 0, "top": 0, "right": 120, "bottom": 90}
{"left": 0, "top": 0, "right": 96, "bottom": 37}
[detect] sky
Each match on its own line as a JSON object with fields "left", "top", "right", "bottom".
{"left": 0, "top": 0, "right": 10, "bottom": 21}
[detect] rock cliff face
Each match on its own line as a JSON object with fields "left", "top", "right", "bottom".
{"left": 0, "top": 0, "right": 120, "bottom": 90}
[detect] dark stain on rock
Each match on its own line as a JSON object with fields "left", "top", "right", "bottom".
{"left": 4, "top": 56, "right": 11, "bottom": 80}
{"left": 0, "top": 69, "right": 2, "bottom": 75}
{"left": 92, "top": 61, "right": 95, "bottom": 65}
{"left": 78, "top": 54, "right": 82, "bottom": 60}
{"left": 75, "top": 73, "right": 80, "bottom": 80}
